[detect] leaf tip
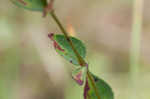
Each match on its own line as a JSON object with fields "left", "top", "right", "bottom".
{"left": 48, "top": 33, "right": 65, "bottom": 51}
{"left": 48, "top": 33, "right": 54, "bottom": 40}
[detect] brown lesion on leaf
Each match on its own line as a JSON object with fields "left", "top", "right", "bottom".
{"left": 18, "top": 0, "right": 27, "bottom": 5}
{"left": 48, "top": 33, "right": 64, "bottom": 52}
{"left": 43, "top": 0, "right": 54, "bottom": 17}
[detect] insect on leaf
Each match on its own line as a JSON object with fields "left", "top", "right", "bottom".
{"left": 72, "top": 66, "right": 87, "bottom": 85}
{"left": 11, "top": 0, "right": 47, "bottom": 11}
{"left": 48, "top": 33, "right": 86, "bottom": 66}
{"left": 84, "top": 73, "right": 114, "bottom": 99}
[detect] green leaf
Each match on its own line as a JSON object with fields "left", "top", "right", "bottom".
{"left": 48, "top": 33, "right": 86, "bottom": 66}
{"left": 11, "top": 0, "right": 47, "bottom": 11}
{"left": 72, "top": 66, "right": 87, "bottom": 85}
{"left": 84, "top": 73, "right": 114, "bottom": 99}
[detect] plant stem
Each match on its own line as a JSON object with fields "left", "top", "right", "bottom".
{"left": 130, "top": 0, "right": 143, "bottom": 98}
{"left": 50, "top": 11, "right": 100, "bottom": 99}
{"left": 87, "top": 71, "right": 101, "bottom": 99}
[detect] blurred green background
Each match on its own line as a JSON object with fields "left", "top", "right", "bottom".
{"left": 0, "top": 0, "right": 150, "bottom": 99}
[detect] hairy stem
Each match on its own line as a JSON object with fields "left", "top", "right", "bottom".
{"left": 50, "top": 11, "right": 100, "bottom": 99}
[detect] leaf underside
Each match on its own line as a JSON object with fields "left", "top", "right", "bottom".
{"left": 52, "top": 34, "right": 86, "bottom": 66}
{"left": 11, "top": 0, "right": 47, "bottom": 11}
{"left": 84, "top": 73, "right": 114, "bottom": 99}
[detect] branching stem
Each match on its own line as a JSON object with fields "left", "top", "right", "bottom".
{"left": 50, "top": 10, "right": 101, "bottom": 99}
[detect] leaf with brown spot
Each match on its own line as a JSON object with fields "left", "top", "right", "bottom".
{"left": 48, "top": 33, "right": 86, "bottom": 66}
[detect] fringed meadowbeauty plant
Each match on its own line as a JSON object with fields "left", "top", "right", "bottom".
{"left": 11, "top": 0, "right": 114, "bottom": 99}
